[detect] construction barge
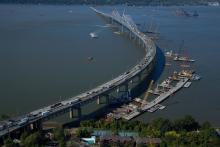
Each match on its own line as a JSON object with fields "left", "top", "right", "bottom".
{"left": 106, "top": 70, "right": 199, "bottom": 121}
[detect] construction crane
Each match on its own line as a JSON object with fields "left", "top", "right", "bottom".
{"left": 176, "top": 40, "right": 185, "bottom": 58}
{"left": 141, "top": 80, "right": 154, "bottom": 108}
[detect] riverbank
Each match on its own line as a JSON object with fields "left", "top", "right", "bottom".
{"left": 5, "top": 115, "right": 220, "bottom": 146}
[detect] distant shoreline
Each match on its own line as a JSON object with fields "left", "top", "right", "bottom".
{"left": 0, "top": 0, "right": 216, "bottom": 7}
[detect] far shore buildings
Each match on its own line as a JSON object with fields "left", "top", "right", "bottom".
{"left": 99, "top": 136, "right": 161, "bottom": 146}
{"left": 207, "top": 2, "right": 220, "bottom": 6}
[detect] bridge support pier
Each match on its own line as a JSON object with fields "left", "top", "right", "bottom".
{"left": 116, "top": 86, "right": 120, "bottom": 93}
{"left": 97, "top": 96, "right": 101, "bottom": 105}
{"left": 105, "top": 95, "right": 110, "bottom": 105}
{"left": 30, "top": 121, "right": 42, "bottom": 131}
{"left": 69, "top": 107, "right": 82, "bottom": 119}
{"left": 69, "top": 107, "right": 74, "bottom": 119}
{"left": 138, "top": 38, "right": 141, "bottom": 45}
{"left": 129, "top": 31, "right": 132, "bottom": 39}
{"left": 124, "top": 83, "right": 128, "bottom": 92}
{"left": 124, "top": 84, "right": 131, "bottom": 100}
{"left": 138, "top": 74, "right": 142, "bottom": 82}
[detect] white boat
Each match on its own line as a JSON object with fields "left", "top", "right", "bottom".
{"left": 184, "top": 82, "right": 192, "bottom": 88}
{"left": 158, "top": 105, "right": 166, "bottom": 110}
{"left": 89, "top": 32, "right": 98, "bottom": 38}
{"left": 165, "top": 50, "right": 173, "bottom": 57}
{"left": 114, "top": 31, "right": 121, "bottom": 35}
{"left": 165, "top": 50, "right": 178, "bottom": 58}
{"left": 173, "top": 56, "right": 195, "bottom": 62}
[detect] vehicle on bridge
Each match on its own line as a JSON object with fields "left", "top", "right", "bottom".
{"left": 50, "top": 102, "right": 63, "bottom": 109}
{"left": 18, "top": 117, "right": 29, "bottom": 126}
{"left": 0, "top": 124, "right": 6, "bottom": 131}
{"left": 41, "top": 111, "right": 50, "bottom": 116}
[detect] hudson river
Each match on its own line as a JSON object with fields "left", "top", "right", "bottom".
{"left": 0, "top": 4, "right": 220, "bottom": 126}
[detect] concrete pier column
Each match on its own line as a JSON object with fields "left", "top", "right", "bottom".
{"left": 69, "top": 107, "right": 74, "bottom": 119}
{"left": 134, "top": 35, "right": 136, "bottom": 41}
{"left": 138, "top": 74, "right": 141, "bottom": 82}
{"left": 117, "top": 87, "right": 120, "bottom": 93}
{"left": 70, "top": 107, "right": 82, "bottom": 119}
{"left": 105, "top": 95, "right": 110, "bottom": 105}
{"left": 124, "top": 84, "right": 128, "bottom": 92}
{"left": 97, "top": 96, "right": 101, "bottom": 105}
{"left": 77, "top": 107, "right": 82, "bottom": 119}
{"left": 128, "top": 89, "right": 131, "bottom": 101}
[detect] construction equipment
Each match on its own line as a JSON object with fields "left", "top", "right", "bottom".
{"left": 141, "top": 80, "right": 154, "bottom": 108}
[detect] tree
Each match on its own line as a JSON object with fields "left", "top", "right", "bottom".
{"left": 76, "top": 128, "right": 91, "bottom": 138}
{"left": 22, "top": 132, "right": 42, "bottom": 147}
{"left": 53, "top": 127, "right": 66, "bottom": 147}
{"left": 149, "top": 118, "right": 173, "bottom": 135}
{"left": 201, "top": 121, "right": 212, "bottom": 130}
{"left": 4, "top": 138, "right": 17, "bottom": 147}
{"left": 0, "top": 114, "right": 10, "bottom": 121}
{"left": 173, "top": 115, "right": 199, "bottom": 132}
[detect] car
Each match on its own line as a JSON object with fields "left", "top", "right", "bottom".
{"left": 6, "top": 120, "right": 16, "bottom": 127}
{"left": 70, "top": 98, "right": 80, "bottom": 104}
{"left": 0, "top": 124, "right": 6, "bottom": 131}
{"left": 18, "top": 117, "right": 29, "bottom": 126}
{"left": 41, "top": 111, "right": 50, "bottom": 116}
{"left": 50, "top": 102, "right": 63, "bottom": 109}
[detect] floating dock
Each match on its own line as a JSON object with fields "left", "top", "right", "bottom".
{"left": 106, "top": 71, "right": 193, "bottom": 121}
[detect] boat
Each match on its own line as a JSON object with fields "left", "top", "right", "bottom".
{"left": 184, "top": 82, "right": 192, "bottom": 88}
{"left": 191, "top": 74, "right": 201, "bottom": 81}
{"left": 158, "top": 105, "right": 166, "bottom": 110}
{"left": 173, "top": 56, "right": 195, "bottom": 62}
{"left": 114, "top": 31, "right": 121, "bottom": 35}
{"left": 165, "top": 63, "right": 172, "bottom": 66}
{"left": 89, "top": 32, "right": 98, "bottom": 38}
{"left": 148, "top": 105, "right": 159, "bottom": 113}
{"left": 165, "top": 50, "right": 173, "bottom": 57}
{"left": 88, "top": 56, "right": 94, "bottom": 61}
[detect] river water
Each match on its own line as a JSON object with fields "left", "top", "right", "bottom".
{"left": 0, "top": 4, "right": 220, "bottom": 126}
